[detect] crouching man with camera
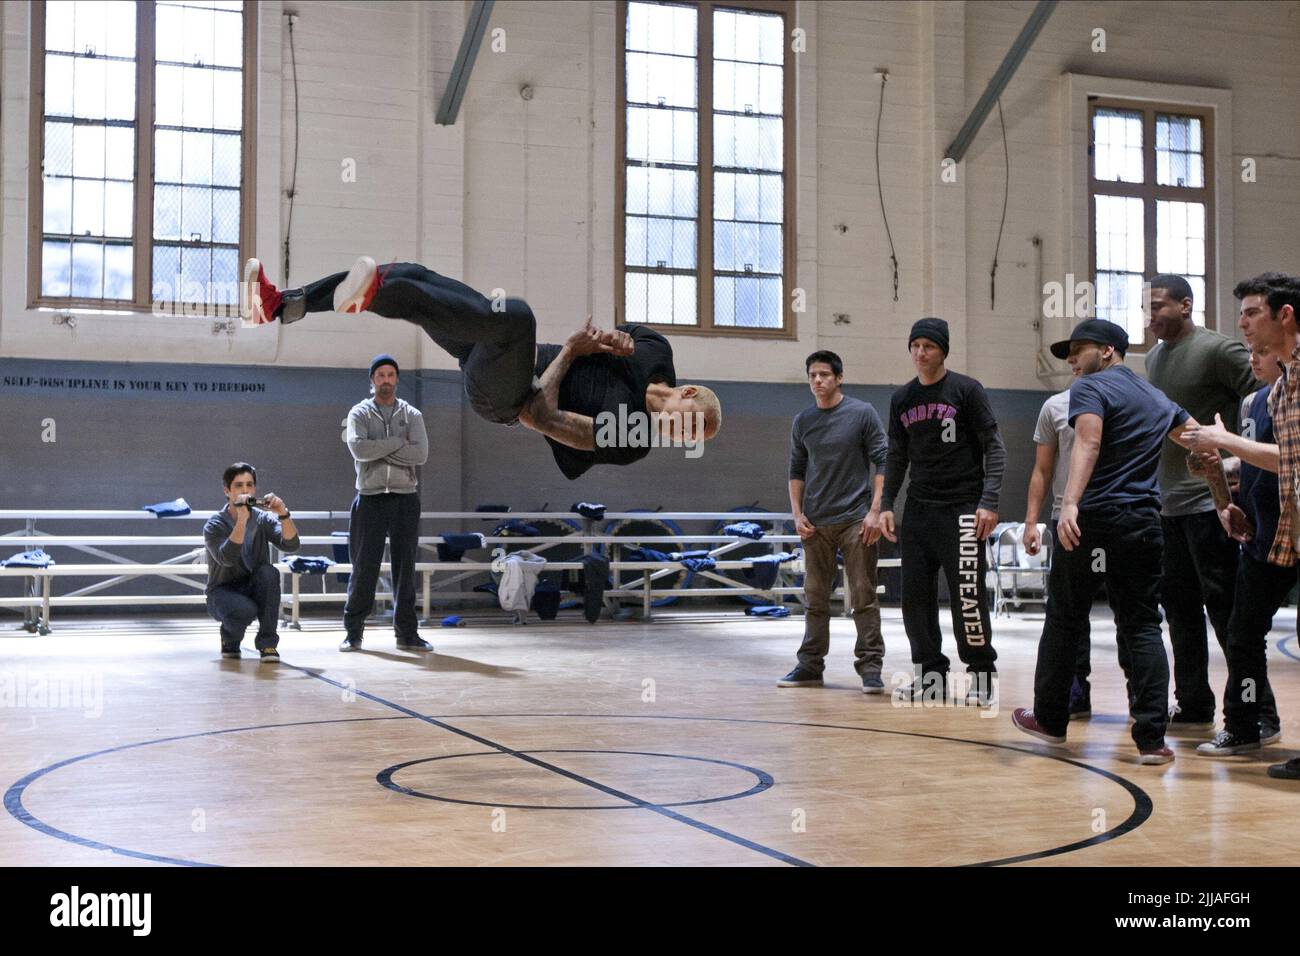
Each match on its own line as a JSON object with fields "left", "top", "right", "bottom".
{"left": 203, "top": 461, "right": 300, "bottom": 662}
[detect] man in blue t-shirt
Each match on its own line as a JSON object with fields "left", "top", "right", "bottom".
{"left": 1012, "top": 320, "right": 1233, "bottom": 765}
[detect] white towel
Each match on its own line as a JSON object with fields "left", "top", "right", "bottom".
{"left": 498, "top": 551, "right": 548, "bottom": 612}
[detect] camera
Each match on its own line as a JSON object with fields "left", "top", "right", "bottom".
{"left": 240, "top": 495, "right": 270, "bottom": 508}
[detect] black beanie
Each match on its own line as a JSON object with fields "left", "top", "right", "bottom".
{"left": 908, "top": 317, "right": 950, "bottom": 356}
{"left": 369, "top": 354, "right": 399, "bottom": 377}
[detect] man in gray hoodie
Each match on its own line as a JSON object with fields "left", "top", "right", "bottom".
{"left": 340, "top": 354, "right": 431, "bottom": 652}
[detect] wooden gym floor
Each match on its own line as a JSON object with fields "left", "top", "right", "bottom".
{"left": 2, "top": 606, "right": 1297, "bottom": 867}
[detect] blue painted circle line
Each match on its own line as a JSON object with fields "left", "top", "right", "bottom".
{"left": 377, "top": 749, "right": 774, "bottom": 810}
{"left": 5, "top": 710, "right": 1152, "bottom": 868}
{"left": 1278, "top": 634, "right": 1300, "bottom": 663}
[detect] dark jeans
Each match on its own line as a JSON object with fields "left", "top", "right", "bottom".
{"left": 343, "top": 492, "right": 421, "bottom": 640}
{"left": 1034, "top": 505, "right": 1169, "bottom": 749}
{"left": 899, "top": 499, "right": 997, "bottom": 677}
{"left": 795, "top": 519, "right": 885, "bottom": 676}
{"left": 206, "top": 563, "right": 281, "bottom": 650}
{"left": 1160, "top": 510, "right": 1238, "bottom": 720}
{"left": 292, "top": 263, "right": 538, "bottom": 423}
{"left": 1222, "top": 552, "right": 1289, "bottom": 740}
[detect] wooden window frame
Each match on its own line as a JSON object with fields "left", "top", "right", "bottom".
{"left": 615, "top": 0, "right": 796, "bottom": 339}
{"left": 26, "top": 0, "right": 258, "bottom": 315}
{"left": 1088, "top": 96, "right": 1216, "bottom": 353}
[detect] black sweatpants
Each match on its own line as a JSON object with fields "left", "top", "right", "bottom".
{"left": 1034, "top": 505, "right": 1169, "bottom": 749}
{"left": 343, "top": 492, "right": 421, "bottom": 640}
{"left": 290, "top": 263, "right": 539, "bottom": 424}
{"left": 1160, "top": 510, "right": 1239, "bottom": 721}
{"left": 899, "top": 498, "right": 997, "bottom": 677}
{"left": 1222, "top": 551, "right": 1288, "bottom": 740}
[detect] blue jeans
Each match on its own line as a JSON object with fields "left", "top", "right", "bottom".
{"left": 206, "top": 563, "right": 281, "bottom": 650}
{"left": 1033, "top": 505, "right": 1169, "bottom": 749}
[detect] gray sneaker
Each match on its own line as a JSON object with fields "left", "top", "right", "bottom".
{"left": 861, "top": 673, "right": 885, "bottom": 694}
{"left": 777, "top": 667, "right": 823, "bottom": 688}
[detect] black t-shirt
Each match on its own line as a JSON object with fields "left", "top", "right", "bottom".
{"left": 1068, "top": 364, "right": 1189, "bottom": 511}
{"left": 883, "top": 370, "right": 998, "bottom": 507}
{"left": 534, "top": 324, "right": 677, "bottom": 480}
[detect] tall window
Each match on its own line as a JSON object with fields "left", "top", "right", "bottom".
{"left": 617, "top": 0, "right": 794, "bottom": 337}
{"left": 29, "top": 0, "right": 254, "bottom": 314}
{"left": 1089, "top": 98, "right": 1214, "bottom": 349}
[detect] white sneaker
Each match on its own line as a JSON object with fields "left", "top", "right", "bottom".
{"left": 333, "top": 256, "right": 378, "bottom": 313}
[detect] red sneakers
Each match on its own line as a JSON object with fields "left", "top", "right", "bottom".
{"left": 1137, "top": 746, "right": 1175, "bottom": 766}
{"left": 1011, "top": 708, "right": 1067, "bottom": 745}
{"left": 241, "top": 258, "right": 282, "bottom": 326}
{"left": 332, "top": 256, "right": 380, "bottom": 314}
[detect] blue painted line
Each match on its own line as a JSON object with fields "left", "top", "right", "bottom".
{"left": 1278, "top": 635, "right": 1300, "bottom": 663}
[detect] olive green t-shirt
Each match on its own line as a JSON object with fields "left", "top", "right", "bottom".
{"left": 1145, "top": 325, "right": 1257, "bottom": 516}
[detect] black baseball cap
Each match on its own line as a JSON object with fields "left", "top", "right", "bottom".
{"left": 1049, "top": 319, "right": 1129, "bottom": 360}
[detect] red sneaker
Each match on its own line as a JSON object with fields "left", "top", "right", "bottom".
{"left": 240, "top": 258, "right": 282, "bottom": 326}
{"left": 333, "top": 256, "right": 380, "bottom": 314}
{"left": 1011, "top": 707, "right": 1066, "bottom": 745}
{"left": 1137, "top": 746, "right": 1175, "bottom": 765}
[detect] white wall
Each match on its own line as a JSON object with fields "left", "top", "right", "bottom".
{"left": 3, "top": 0, "right": 1299, "bottom": 388}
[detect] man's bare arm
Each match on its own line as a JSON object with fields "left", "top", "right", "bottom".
{"left": 1170, "top": 421, "right": 1233, "bottom": 511}
{"left": 517, "top": 340, "right": 597, "bottom": 451}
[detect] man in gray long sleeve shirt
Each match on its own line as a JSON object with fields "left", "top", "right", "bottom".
{"left": 203, "top": 461, "right": 300, "bottom": 662}
{"left": 778, "top": 351, "right": 890, "bottom": 693}
{"left": 339, "top": 354, "right": 431, "bottom": 652}
{"left": 878, "top": 318, "right": 1005, "bottom": 705}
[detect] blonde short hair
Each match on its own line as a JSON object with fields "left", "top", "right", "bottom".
{"left": 688, "top": 385, "right": 721, "bottom": 439}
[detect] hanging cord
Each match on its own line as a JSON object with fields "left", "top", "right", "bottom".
{"left": 283, "top": 14, "right": 300, "bottom": 285}
{"left": 990, "top": 98, "right": 1009, "bottom": 310}
{"left": 874, "top": 74, "right": 899, "bottom": 302}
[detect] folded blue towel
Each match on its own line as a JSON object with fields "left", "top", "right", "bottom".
{"left": 724, "top": 521, "right": 765, "bottom": 540}
{"left": 745, "top": 604, "right": 790, "bottom": 618}
{"left": 286, "top": 555, "right": 334, "bottom": 575}
{"left": 2, "top": 549, "right": 55, "bottom": 568}
{"left": 571, "top": 501, "right": 606, "bottom": 520}
{"left": 142, "top": 498, "right": 191, "bottom": 517}
{"left": 441, "top": 615, "right": 465, "bottom": 627}
{"left": 437, "top": 532, "right": 485, "bottom": 562}
{"left": 681, "top": 556, "right": 716, "bottom": 572}
{"left": 625, "top": 546, "right": 672, "bottom": 563}
{"left": 493, "top": 520, "right": 539, "bottom": 537}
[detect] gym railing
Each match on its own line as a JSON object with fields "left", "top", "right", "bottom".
{"left": 0, "top": 510, "right": 901, "bottom": 633}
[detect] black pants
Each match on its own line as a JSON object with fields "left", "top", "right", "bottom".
{"left": 899, "top": 499, "right": 997, "bottom": 676}
{"left": 1034, "top": 505, "right": 1169, "bottom": 749}
{"left": 343, "top": 492, "right": 421, "bottom": 639}
{"left": 1222, "top": 551, "right": 1289, "bottom": 740}
{"left": 292, "top": 263, "right": 539, "bottom": 424}
{"left": 206, "top": 564, "right": 281, "bottom": 650}
{"left": 1160, "top": 510, "right": 1239, "bottom": 721}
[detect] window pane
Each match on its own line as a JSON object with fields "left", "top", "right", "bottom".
{"left": 625, "top": 216, "right": 646, "bottom": 266}
{"left": 213, "top": 133, "right": 241, "bottom": 187}
{"left": 1095, "top": 272, "right": 1144, "bottom": 343}
{"left": 73, "top": 56, "right": 107, "bottom": 119}
{"left": 73, "top": 0, "right": 107, "bottom": 55}
{"left": 181, "top": 3, "right": 215, "bottom": 66}
{"left": 44, "top": 121, "right": 74, "bottom": 176}
{"left": 625, "top": 271, "right": 648, "bottom": 323}
{"left": 153, "top": 244, "right": 181, "bottom": 298}
{"left": 72, "top": 124, "right": 106, "bottom": 178}
{"left": 156, "top": 64, "right": 183, "bottom": 125}
{"left": 1092, "top": 108, "right": 1142, "bottom": 184}
{"left": 155, "top": 2, "right": 184, "bottom": 60}
{"left": 104, "top": 243, "right": 133, "bottom": 299}
{"left": 213, "top": 9, "right": 243, "bottom": 68}
{"left": 671, "top": 275, "right": 696, "bottom": 325}
{"left": 212, "top": 188, "right": 240, "bottom": 244}
{"left": 212, "top": 248, "right": 239, "bottom": 303}
{"left": 44, "top": 177, "right": 73, "bottom": 233}
{"left": 72, "top": 178, "right": 105, "bottom": 235}
{"left": 1094, "top": 194, "right": 1144, "bottom": 273}
{"left": 154, "top": 183, "right": 181, "bottom": 239}
{"left": 183, "top": 130, "right": 213, "bottom": 185}
{"left": 104, "top": 1, "right": 136, "bottom": 58}
{"left": 626, "top": 51, "right": 695, "bottom": 109}
{"left": 647, "top": 273, "right": 673, "bottom": 322}
{"left": 105, "top": 60, "right": 136, "bottom": 121}
{"left": 42, "top": 240, "right": 72, "bottom": 296}
{"left": 181, "top": 185, "right": 212, "bottom": 241}
{"left": 627, "top": 1, "right": 695, "bottom": 56}
{"left": 182, "top": 65, "right": 215, "bottom": 128}
{"left": 212, "top": 69, "right": 243, "bottom": 130}
{"left": 46, "top": 1, "right": 76, "bottom": 52}
{"left": 46, "top": 55, "right": 75, "bottom": 116}
{"left": 1156, "top": 200, "right": 1206, "bottom": 277}
{"left": 71, "top": 240, "right": 104, "bottom": 297}
{"left": 104, "top": 181, "right": 134, "bottom": 237}
{"left": 758, "top": 65, "right": 782, "bottom": 116}
{"left": 156, "top": 129, "right": 182, "bottom": 182}
{"left": 181, "top": 245, "right": 212, "bottom": 294}
{"left": 105, "top": 125, "right": 135, "bottom": 179}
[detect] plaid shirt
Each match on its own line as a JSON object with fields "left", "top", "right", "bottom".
{"left": 1266, "top": 346, "right": 1300, "bottom": 566}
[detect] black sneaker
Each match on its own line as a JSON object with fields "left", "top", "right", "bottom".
{"left": 339, "top": 634, "right": 363, "bottom": 652}
{"left": 396, "top": 635, "right": 433, "bottom": 652}
{"left": 259, "top": 646, "right": 281, "bottom": 664}
{"left": 1261, "top": 723, "right": 1282, "bottom": 746}
{"left": 861, "top": 673, "right": 885, "bottom": 695}
{"left": 777, "top": 667, "right": 823, "bottom": 687}
{"left": 221, "top": 645, "right": 241, "bottom": 660}
{"left": 1068, "top": 677, "right": 1091, "bottom": 720}
{"left": 1267, "top": 757, "right": 1300, "bottom": 780}
{"left": 1195, "top": 730, "right": 1260, "bottom": 757}
{"left": 1168, "top": 705, "right": 1214, "bottom": 733}
{"left": 965, "top": 671, "right": 998, "bottom": 706}
{"left": 894, "top": 672, "right": 949, "bottom": 704}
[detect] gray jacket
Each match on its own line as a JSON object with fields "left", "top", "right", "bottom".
{"left": 203, "top": 507, "right": 300, "bottom": 594}
{"left": 345, "top": 397, "right": 429, "bottom": 494}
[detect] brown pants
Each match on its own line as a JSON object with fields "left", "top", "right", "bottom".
{"left": 795, "top": 518, "right": 885, "bottom": 676}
